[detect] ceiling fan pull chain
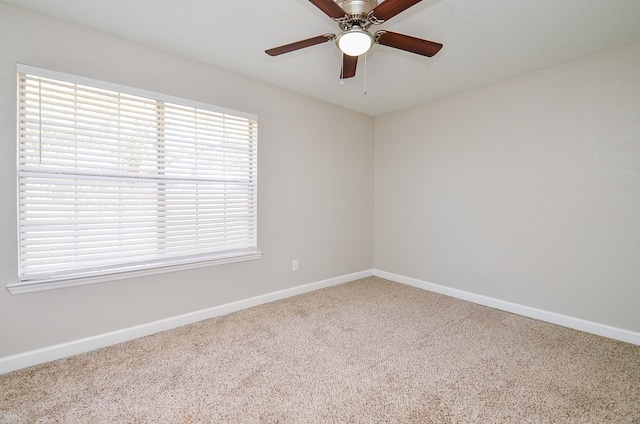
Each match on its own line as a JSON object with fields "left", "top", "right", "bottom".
{"left": 363, "top": 52, "right": 367, "bottom": 95}
{"left": 340, "top": 55, "right": 345, "bottom": 85}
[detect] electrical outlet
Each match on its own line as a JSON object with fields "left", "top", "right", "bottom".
{"left": 292, "top": 260, "right": 299, "bottom": 272}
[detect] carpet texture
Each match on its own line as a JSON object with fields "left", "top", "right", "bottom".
{"left": 1, "top": 277, "right": 639, "bottom": 423}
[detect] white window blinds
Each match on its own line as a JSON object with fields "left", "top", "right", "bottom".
{"left": 16, "top": 65, "right": 259, "bottom": 290}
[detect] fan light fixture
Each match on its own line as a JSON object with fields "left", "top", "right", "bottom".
{"left": 336, "top": 26, "right": 373, "bottom": 56}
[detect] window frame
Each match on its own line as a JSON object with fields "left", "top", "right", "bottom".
{"left": 10, "top": 64, "right": 261, "bottom": 294}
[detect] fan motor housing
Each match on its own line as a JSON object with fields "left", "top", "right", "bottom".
{"left": 336, "top": 0, "right": 378, "bottom": 15}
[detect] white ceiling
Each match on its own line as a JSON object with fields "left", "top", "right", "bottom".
{"left": 5, "top": 0, "right": 640, "bottom": 116}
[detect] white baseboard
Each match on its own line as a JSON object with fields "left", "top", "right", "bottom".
{"left": 4, "top": 268, "right": 637, "bottom": 375}
{"left": 373, "top": 269, "right": 640, "bottom": 346}
{"left": 0, "top": 270, "right": 373, "bottom": 375}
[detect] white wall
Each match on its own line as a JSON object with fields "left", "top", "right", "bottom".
{"left": 0, "top": 4, "right": 374, "bottom": 357}
{"left": 375, "top": 42, "right": 640, "bottom": 332}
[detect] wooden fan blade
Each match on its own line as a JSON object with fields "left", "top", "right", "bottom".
{"left": 370, "top": 0, "right": 422, "bottom": 21}
{"left": 265, "top": 34, "right": 334, "bottom": 56}
{"left": 341, "top": 54, "right": 358, "bottom": 79}
{"left": 375, "top": 31, "right": 442, "bottom": 57}
{"left": 309, "top": 0, "right": 347, "bottom": 19}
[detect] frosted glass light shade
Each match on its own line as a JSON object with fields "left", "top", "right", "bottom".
{"left": 336, "top": 27, "right": 373, "bottom": 56}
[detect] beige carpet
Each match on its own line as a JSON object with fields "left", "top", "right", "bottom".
{"left": 1, "top": 277, "right": 639, "bottom": 423}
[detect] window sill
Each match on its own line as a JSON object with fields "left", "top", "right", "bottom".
{"left": 7, "top": 250, "right": 263, "bottom": 294}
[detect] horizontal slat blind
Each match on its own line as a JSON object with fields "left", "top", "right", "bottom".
{"left": 17, "top": 68, "right": 258, "bottom": 284}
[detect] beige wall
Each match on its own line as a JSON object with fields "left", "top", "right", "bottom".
{"left": 0, "top": 4, "right": 374, "bottom": 356}
{"left": 2, "top": 2, "right": 639, "bottom": 360}
{"left": 375, "top": 42, "right": 640, "bottom": 332}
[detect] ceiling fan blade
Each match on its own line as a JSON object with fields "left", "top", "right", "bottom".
{"left": 341, "top": 54, "right": 358, "bottom": 79}
{"left": 265, "top": 34, "right": 335, "bottom": 56}
{"left": 375, "top": 31, "right": 442, "bottom": 57}
{"left": 309, "top": 0, "right": 347, "bottom": 19}
{"left": 370, "top": 0, "right": 422, "bottom": 22}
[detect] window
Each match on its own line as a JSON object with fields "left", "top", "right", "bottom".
{"left": 11, "top": 65, "right": 260, "bottom": 294}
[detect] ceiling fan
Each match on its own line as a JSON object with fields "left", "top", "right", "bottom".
{"left": 265, "top": 0, "right": 443, "bottom": 79}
